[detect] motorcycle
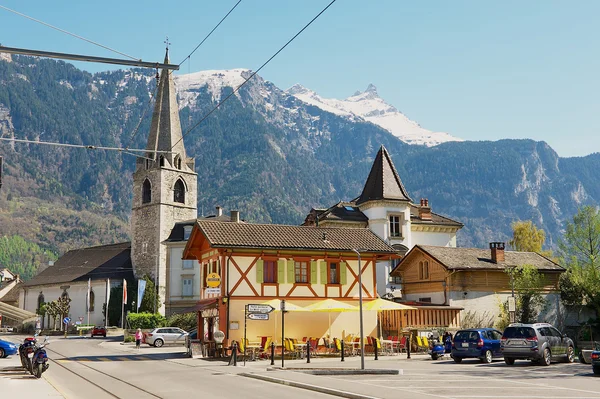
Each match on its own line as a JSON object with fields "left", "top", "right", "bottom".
{"left": 18, "top": 336, "right": 37, "bottom": 370}
{"left": 29, "top": 337, "right": 50, "bottom": 378}
{"left": 428, "top": 335, "right": 446, "bottom": 360}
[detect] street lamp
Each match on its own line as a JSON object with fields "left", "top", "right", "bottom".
{"left": 351, "top": 248, "right": 366, "bottom": 370}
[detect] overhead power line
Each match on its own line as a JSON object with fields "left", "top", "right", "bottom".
{"left": 178, "top": 0, "right": 243, "bottom": 67}
{"left": 171, "top": 0, "right": 338, "bottom": 151}
{"left": 0, "top": 4, "right": 139, "bottom": 61}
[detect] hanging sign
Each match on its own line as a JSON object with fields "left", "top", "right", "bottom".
{"left": 206, "top": 273, "right": 221, "bottom": 288}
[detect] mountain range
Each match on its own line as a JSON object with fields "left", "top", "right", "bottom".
{"left": 0, "top": 53, "right": 599, "bottom": 277}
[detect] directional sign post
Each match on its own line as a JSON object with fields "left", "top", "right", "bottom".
{"left": 246, "top": 304, "right": 275, "bottom": 314}
{"left": 63, "top": 317, "right": 71, "bottom": 325}
{"left": 247, "top": 313, "right": 269, "bottom": 321}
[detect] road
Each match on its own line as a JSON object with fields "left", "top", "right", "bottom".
{"left": 2, "top": 334, "right": 600, "bottom": 399}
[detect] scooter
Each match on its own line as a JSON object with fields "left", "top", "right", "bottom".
{"left": 30, "top": 337, "right": 50, "bottom": 379}
{"left": 429, "top": 336, "right": 446, "bottom": 360}
{"left": 18, "top": 336, "right": 37, "bottom": 370}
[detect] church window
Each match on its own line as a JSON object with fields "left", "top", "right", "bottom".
{"left": 37, "top": 292, "right": 45, "bottom": 311}
{"left": 174, "top": 179, "right": 185, "bottom": 203}
{"left": 142, "top": 179, "right": 152, "bottom": 204}
{"left": 159, "top": 156, "right": 165, "bottom": 167}
{"left": 174, "top": 155, "right": 182, "bottom": 170}
{"left": 89, "top": 290, "right": 95, "bottom": 312}
{"left": 61, "top": 290, "right": 69, "bottom": 300}
{"left": 389, "top": 215, "right": 402, "bottom": 238}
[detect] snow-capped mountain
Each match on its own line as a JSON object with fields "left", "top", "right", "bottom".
{"left": 286, "top": 83, "right": 462, "bottom": 147}
{"left": 173, "top": 69, "right": 461, "bottom": 147}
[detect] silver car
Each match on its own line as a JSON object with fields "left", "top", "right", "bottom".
{"left": 145, "top": 327, "right": 188, "bottom": 347}
{"left": 500, "top": 323, "right": 575, "bottom": 366}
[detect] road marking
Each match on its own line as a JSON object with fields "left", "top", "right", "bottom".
{"left": 97, "top": 357, "right": 112, "bottom": 362}
{"left": 134, "top": 356, "right": 149, "bottom": 361}
{"left": 117, "top": 357, "right": 131, "bottom": 361}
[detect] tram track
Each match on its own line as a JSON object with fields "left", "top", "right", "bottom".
{"left": 44, "top": 345, "right": 164, "bottom": 399}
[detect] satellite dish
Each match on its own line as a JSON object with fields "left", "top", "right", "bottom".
{"left": 213, "top": 330, "right": 225, "bottom": 344}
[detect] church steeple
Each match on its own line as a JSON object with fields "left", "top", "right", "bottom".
{"left": 137, "top": 48, "right": 188, "bottom": 170}
{"left": 356, "top": 145, "right": 412, "bottom": 204}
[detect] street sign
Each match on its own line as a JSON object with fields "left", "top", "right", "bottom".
{"left": 206, "top": 288, "right": 221, "bottom": 295}
{"left": 247, "top": 313, "right": 269, "bottom": 321}
{"left": 63, "top": 317, "right": 71, "bottom": 325}
{"left": 508, "top": 296, "right": 516, "bottom": 312}
{"left": 79, "top": 316, "right": 84, "bottom": 322}
{"left": 247, "top": 304, "right": 275, "bottom": 314}
{"left": 206, "top": 273, "right": 221, "bottom": 288}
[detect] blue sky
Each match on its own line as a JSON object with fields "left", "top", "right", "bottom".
{"left": 1, "top": 0, "right": 598, "bottom": 157}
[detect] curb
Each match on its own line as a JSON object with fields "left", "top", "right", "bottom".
{"left": 266, "top": 366, "right": 400, "bottom": 375}
{"left": 240, "top": 372, "right": 379, "bottom": 399}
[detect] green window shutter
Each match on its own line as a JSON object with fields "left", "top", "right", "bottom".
{"left": 310, "top": 261, "right": 318, "bottom": 284}
{"left": 340, "top": 261, "right": 347, "bottom": 285}
{"left": 256, "top": 259, "right": 264, "bottom": 284}
{"left": 287, "top": 260, "right": 295, "bottom": 283}
{"left": 320, "top": 262, "right": 328, "bottom": 284}
{"left": 277, "top": 259, "right": 286, "bottom": 283}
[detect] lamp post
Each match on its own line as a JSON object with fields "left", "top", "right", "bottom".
{"left": 351, "top": 249, "right": 365, "bottom": 370}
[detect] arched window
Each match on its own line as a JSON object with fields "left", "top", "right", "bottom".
{"left": 173, "top": 179, "right": 185, "bottom": 203}
{"left": 88, "top": 290, "right": 95, "bottom": 312}
{"left": 174, "top": 155, "right": 182, "bottom": 170}
{"left": 142, "top": 179, "right": 152, "bottom": 204}
{"left": 159, "top": 156, "right": 165, "bottom": 167}
{"left": 37, "top": 292, "right": 45, "bottom": 310}
{"left": 61, "top": 290, "right": 69, "bottom": 300}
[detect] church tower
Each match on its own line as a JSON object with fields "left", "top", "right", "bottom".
{"left": 131, "top": 49, "right": 197, "bottom": 314}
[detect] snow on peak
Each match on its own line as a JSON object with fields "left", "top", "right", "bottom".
{"left": 287, "top": 83, "right": 462, "bottom": 147}
{"left": 175, "top": 68, "right": 252, "bottom": 107}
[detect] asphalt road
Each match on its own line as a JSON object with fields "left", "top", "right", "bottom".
{"left": 2, "top": 334, "right": 600, "bottom": 399}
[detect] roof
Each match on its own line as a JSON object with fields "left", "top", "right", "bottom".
{"left": 356, "top": 145, "right": 412, "bottom": 204}
{"left": 314, "top": 202, "right": 369, "bottom": 224}
{"left": 166, "top": 213, "right": 245, "bottom": 242}
{"left": 192, "top": 220, "right": 397, "bottom": 253}
{"left": 24, "top": 242, "right": 134, "bottom": 287}
{"left": 1, "top": 282, "right": 21, "bottom": 303}
{"left": 409, "top": 204, "right": 463, "bottom": 227}
{"left": 394, "top": 245, "right": 564, "bottom": 273}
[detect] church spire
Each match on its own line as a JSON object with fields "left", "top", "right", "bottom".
{"left": 139, "top": 46, "right": 187, "bottom": 169}
{"left": 356, "top": 145, "right": 412, "bottom": 204}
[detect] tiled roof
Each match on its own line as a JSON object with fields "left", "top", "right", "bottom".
{"left": 409, "top": 205, "right": 463, "bottom": 227}
{"left": 316, "top": 202, "right": 368, "bottom": 223}
{"left": 24, "top": 242, "right": 134, "bottom": 287}
{"left": 1, "top": 282, "right": 21, "bottom": 303}
{"left": 408, "top": 245, "right": 564, "bottom": 272}
{"left": 356, "top": 145, "right": 412, "bottom": 204}
{"left": 195, "top": 220, "right": 396, "bottom": 253}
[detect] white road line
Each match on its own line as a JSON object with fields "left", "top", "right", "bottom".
{"left": 324, "top": 376, "right": 456, "bottom": 399}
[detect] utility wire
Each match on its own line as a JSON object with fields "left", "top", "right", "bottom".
{"left": 177, "top": 0, "right": 243, "bottom": 67}
{"left": 0, "top": 4, "right": 139, "bottom": 61}
{"left": 171, "top": 0, "right": 337, "bottom": 151}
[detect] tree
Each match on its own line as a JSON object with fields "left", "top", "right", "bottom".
{"left": 55, "top": 296, "right": 72, "bottom": 331}
{"left": 509, "top": 220, "right": 553, "bottom": 258}
{"left": 558, "top": 206, "right": 600, "bottom": 317}
{"left": 45, "top": 301, "right": 60, "bottom": 330}
{"left": 498, "top": 265, "right": 548, "bottom": 327}
{"left": 37, "top": 302, "right": 47, "bottom": 330}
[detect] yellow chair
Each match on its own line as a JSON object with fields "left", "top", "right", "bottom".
{"left": 415, "top": 336, "right": 424, "bottom": 352}
{"left": 261, "top": 337, "right": 273, "bottom": 360}
{"left": 422, "top": 336, "right": 430, "bottom": 349}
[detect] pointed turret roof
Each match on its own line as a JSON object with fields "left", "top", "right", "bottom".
{"left": 355, "top": 145, "right": 412, "bottom": 204}
{"left": 142, "top": 49, "right": 187, "bottom": 166}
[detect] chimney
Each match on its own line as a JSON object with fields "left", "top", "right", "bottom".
{"left": 215, "top": 206, "right": 223, "bottom": 217}
{"left": 418, "top": 198, "right": 432, "bottom": 221}
{"left": 230, "top": 210, "right": 240, "bottom": 223}
{"left": 490, "top": 242, "right": 505, "bottom": 263}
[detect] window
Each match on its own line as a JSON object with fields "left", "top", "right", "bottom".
{"left": 389, "top": 215, "right": 402, "bottom": 237}
{"left": 183, "top": 226, "right": 193, "bottom": 240}
{"left": 142, "top": 179, "right": 151, "bottom": 204}
{"left": 418, "top": 297, "right": 432, "bottom": 303}
{"left": 173, "top": 179, "right": 185, "bottom": 203}
{"left": 329, "top": 262, "right": 340, "bottom": 284}
{"left": 418, "top": 261, "right": 429, "bottom": 280}
{"left": 263, "top": 260, "right": 277, "bottom": 283}
{"left": 294, "top": 261, "right": 309, "bottom": 283}
{"left": 37, "top": 293, "right": 44, "bottom": 310}
{"left": 183, "top": 260, "right": 194, "bottom": 269}
{"left": 145, "top": 159, "right": 151, "bottom": 170}
{"left": 174, "top": 155, "right": 182, "bottom": 170}
{"left": 159, "top": 156, "right": 165, "bottom": 167}
{"left": 182, "top": 278, "right": 193, "bottom": 297}
{"left": 203, "top": 264, "right": 208, "bottom": 288}
{"left": 89, "top": 290, "right": 95, "bottom": 312}
{"left": 389, "top": 276, "right": 402, "bottom": 285}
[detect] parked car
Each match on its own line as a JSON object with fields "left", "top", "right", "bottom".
{"left": 91, "top": 326, "right": 107, "bottom": 338}
{"left": 451, "top": 328, "right": 503, "bottom": 363}
{"left": 145, "top": 327, "right": 188, "bottom": 347}
{"left": 500, "top": 323, "right": 575, "bottom": 366}
{"left": 0, "top": 338, "right": 18, "bottom": 358}
{"left": 591, "top": 350, "right": 600, "bottom": 374}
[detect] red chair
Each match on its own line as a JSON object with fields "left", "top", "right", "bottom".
{"left": 398, "top": 336, "right": 407, "bottom": 353}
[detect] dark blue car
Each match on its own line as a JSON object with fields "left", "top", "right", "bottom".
{"left": 0, "top": 338, "right": 18, "bottom": 358}
{"left": 451, "top": 328, "right": 503, "bottom": 363}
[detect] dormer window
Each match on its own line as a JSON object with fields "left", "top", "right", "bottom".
{"left": 183, "top": 225, "right": 193, "bottom": 240}
{"left": 142, "top": 179, "right": 152, "bottom": 204}
{"left": 174, "top": 179, "right": 185, "bottom": 203}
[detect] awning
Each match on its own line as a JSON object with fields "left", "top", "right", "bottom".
{"left": 0, "top": 302, "right": 37, "bottom": 323}
{"left": 174, "top": 298, "right": 219, "bottom": 315}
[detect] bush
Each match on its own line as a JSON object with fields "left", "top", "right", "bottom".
{"left": 124, "top": 335, "right": 135, "bottom": 343}
{"left": 165, "top": 312, "right": 196, "bottom": 332}
{"left": 126, "top": 312, "right": 166, "bottom": 329}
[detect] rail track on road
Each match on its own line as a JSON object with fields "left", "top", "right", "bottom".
{"left": 44, "top": 345, "right": 164, "bottom": 399}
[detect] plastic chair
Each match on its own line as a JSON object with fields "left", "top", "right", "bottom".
{"left": 398, "top": 336, "right": 407, "bottom": 353}
{"left": 422, "top": 336, "right": 430, "bottom": 350}
{"left": 260, "top": 337, "right": 272, "bottom": 360}
{"left": 416, "top": 336, "right": 424, "bottom": 352}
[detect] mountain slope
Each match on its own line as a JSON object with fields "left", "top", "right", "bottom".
{"left": 0, "top": 55, "right": 598, "bottom": 266}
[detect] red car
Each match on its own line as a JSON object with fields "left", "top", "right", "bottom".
{"left": 91, "top": 326, "right": 107, "bottom": 338}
